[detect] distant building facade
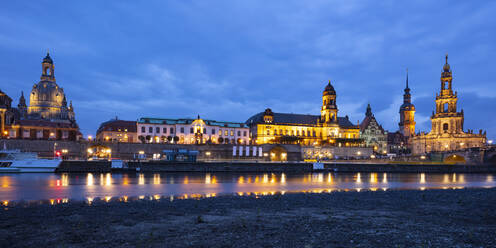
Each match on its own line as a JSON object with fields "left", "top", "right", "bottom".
{"left": 2, "top": 53, "right": 80, "bottom": 140}
{"left": 360, "top": 104, "right": 388, "bottom": 154}
{"left": 96, "top": 118, "right": 137, "bottom": 143}
{"left": 411, "top": 55, "right": 486, "bottom": 154}
{"left": 246, "top": 81, "right": 361, "bottom": 146}
{"left": 137, "top": 116, "right": 249, "bottom": 144}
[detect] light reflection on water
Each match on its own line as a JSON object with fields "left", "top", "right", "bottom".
{"left": 0, "top": 172, "right": 495, "bottom": 205}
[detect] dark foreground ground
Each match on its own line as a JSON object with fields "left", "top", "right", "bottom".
{"left": 1, "top": 188, "right": 496, "bottom": 248}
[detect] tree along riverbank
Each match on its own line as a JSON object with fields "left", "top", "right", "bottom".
{"left": 1, "top": 188, "right": 496, "bottom": 247}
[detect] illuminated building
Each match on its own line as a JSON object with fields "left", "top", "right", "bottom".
{"left": 96, "top": 117, "right": 137, "bottom": 143}
{"left": 359, "top": 104, "right": 388, "bottom": 154}
{"left": 411, "top": 55, "right": 486, "bottom": 154}
{"left": 2, "top": 52, "right": 79, "bottom": 140}
{"left": 246, "top": 81, "right": 361, "bottom": 146}
{"left": 137, "top": 115, "right": 249, "bottom": 144}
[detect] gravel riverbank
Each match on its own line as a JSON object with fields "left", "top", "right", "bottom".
{"left": 1, "top": 188, "right": 496, "bottom": 247}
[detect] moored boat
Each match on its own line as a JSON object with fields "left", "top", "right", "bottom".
{"left": 0, "top": 149, "right": 61, "bottom": 173}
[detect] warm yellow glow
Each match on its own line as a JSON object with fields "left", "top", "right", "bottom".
{"left": 87, "top": 173, "right": 94, "bottom": 186}
{"left": 263, "top": 174, "right": 269, "bottom": 183}
{"left": 420, "top": 155, "right": 426, "bottom": 160}
{"left": 281, "top": 173, "right": 286, "bottom": 184}
{"left": 105, "top": 196, "right": 111, "bottom": 202}
{"left": 382, "top": 173, "right": 388, "bottom": 183}
{"left": 420, "top": 173, "right": 426, "bottom": 184}
{"left": 139, "top": 151, "right": 145, "bottom": 155}
{"left": 3, "top": 200, "right": 8, "bottom": 206}
{"left": 487, "top": 175, "right": 494, "bottom": 182}
{"left": 87, "top": 197, "right": 94, "bottom": 205}
{"left": 138, "top": 174, "right": 145, "bottom": 185}
{"left": 87, "top": 135, "right": 93, "bottom": 140}
{"left": 105, "top": 136, "right": 110, "bottom": 141}
{"left": 238, "top": 176, "right": 244, "bottom": 184}
{"left": 205, "top": 174, "right": 211, "bottom": 184}
{"left": 356, "top": 173, "right": 362, "bottom": 183}
{"left": 87, "top": 148, "right": 93, "bottom": 154}
{"left": 370, "top": 173, "right": 378, "bottom": 184}
{"left": 105, "top": 173, "right": 112, "bottom": 186}
{"left": 205, "top": 151, "right": 211, "bottom": 156}
{"left": 443, "top": 174, "right": 450, "bottom": 184}
{"left": 61, "top": 174, "right": 68, "bottom": 186}
{"left": 327, "top": 173, "right": 332, "bottom": 183}
{"left": 153, "top": 174, "right": 161, "bottom": 185}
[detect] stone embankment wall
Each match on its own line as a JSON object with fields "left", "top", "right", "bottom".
{"left": 0, "top": 139, "right": 302, "bottom": 161}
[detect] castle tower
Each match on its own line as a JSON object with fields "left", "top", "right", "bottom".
{"left": 321, "top": 80, "right": 338, "bottom": 125}
{"left": 430, "top": 54, "right": 464, "bottom": 135}
{"left": 399, "top": 69, "right": 416, "bottom": 137}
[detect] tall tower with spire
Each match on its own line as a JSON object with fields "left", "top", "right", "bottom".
{"left": 399, "top": 69, "right": 416, "bottom": 138}
{"left": 411, "top": 54, "right": 486, "bottom": 154}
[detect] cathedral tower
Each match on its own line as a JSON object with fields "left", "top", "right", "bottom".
{"left": 321, "top": 80, "right": 338, "bottom": 125}
{"left": 399, "top": 69, "right": 416, "bottom": 137}
{"left": 430, "top": 54, "right": 464, "bottom": 135}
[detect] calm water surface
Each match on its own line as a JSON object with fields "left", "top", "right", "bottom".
{"left": 0, "top": 172, "right": 495, "bottom": 204}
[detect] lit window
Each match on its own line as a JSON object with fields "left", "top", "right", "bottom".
{"left": 230, "top": 131, "right": 234, "bottom": 136}
{"left": 225, "top": 130, "right": 228, "bottom": 136}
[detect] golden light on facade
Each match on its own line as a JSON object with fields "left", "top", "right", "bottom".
{"left": 87, "top": 148, "right": 93, "bottom": 154}
{"left": 105, "top": 136, "right": 110, "bottom": 141}
{"left": 205, "top": 151, "right": 211, "bottom": 156}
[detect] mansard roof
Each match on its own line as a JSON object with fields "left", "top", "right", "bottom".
{"left": 97, "top": 119, "right": 137, "bottom": 134}
{"left": 138, "top": 117, "right": 248, "bottom": 128}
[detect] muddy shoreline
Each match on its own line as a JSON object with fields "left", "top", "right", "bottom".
{"left": 1, "top": 188, "right": 496, "bottom": 247}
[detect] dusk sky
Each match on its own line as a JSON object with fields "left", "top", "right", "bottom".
{"left": 1, "top": 1, "right": 495, "bottom": 140}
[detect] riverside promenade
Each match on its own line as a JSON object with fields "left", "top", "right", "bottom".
{"left": 1, "top": 188, "right": 495, "bottom": 247}
{"left": 56, "top": 160, "right": 496, "bottom": 173}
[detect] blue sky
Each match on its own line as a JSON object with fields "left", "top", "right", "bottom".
{"left": 0, "top": 1, "right": 495, "bottom": 140}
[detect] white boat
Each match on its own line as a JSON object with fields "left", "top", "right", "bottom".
{"left": 0, "top": 149, "right": 61, "bottom": 173}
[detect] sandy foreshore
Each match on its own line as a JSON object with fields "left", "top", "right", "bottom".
{"left": 1, "top": 188, "right": 496, "bottom": 247}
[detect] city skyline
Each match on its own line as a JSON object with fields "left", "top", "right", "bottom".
{"left": 0, "top": 1, "right": 495, "bottom": 139}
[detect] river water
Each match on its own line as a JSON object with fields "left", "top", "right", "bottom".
{"left": 1, "top": 172, "right": 495, "bottom": 204}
